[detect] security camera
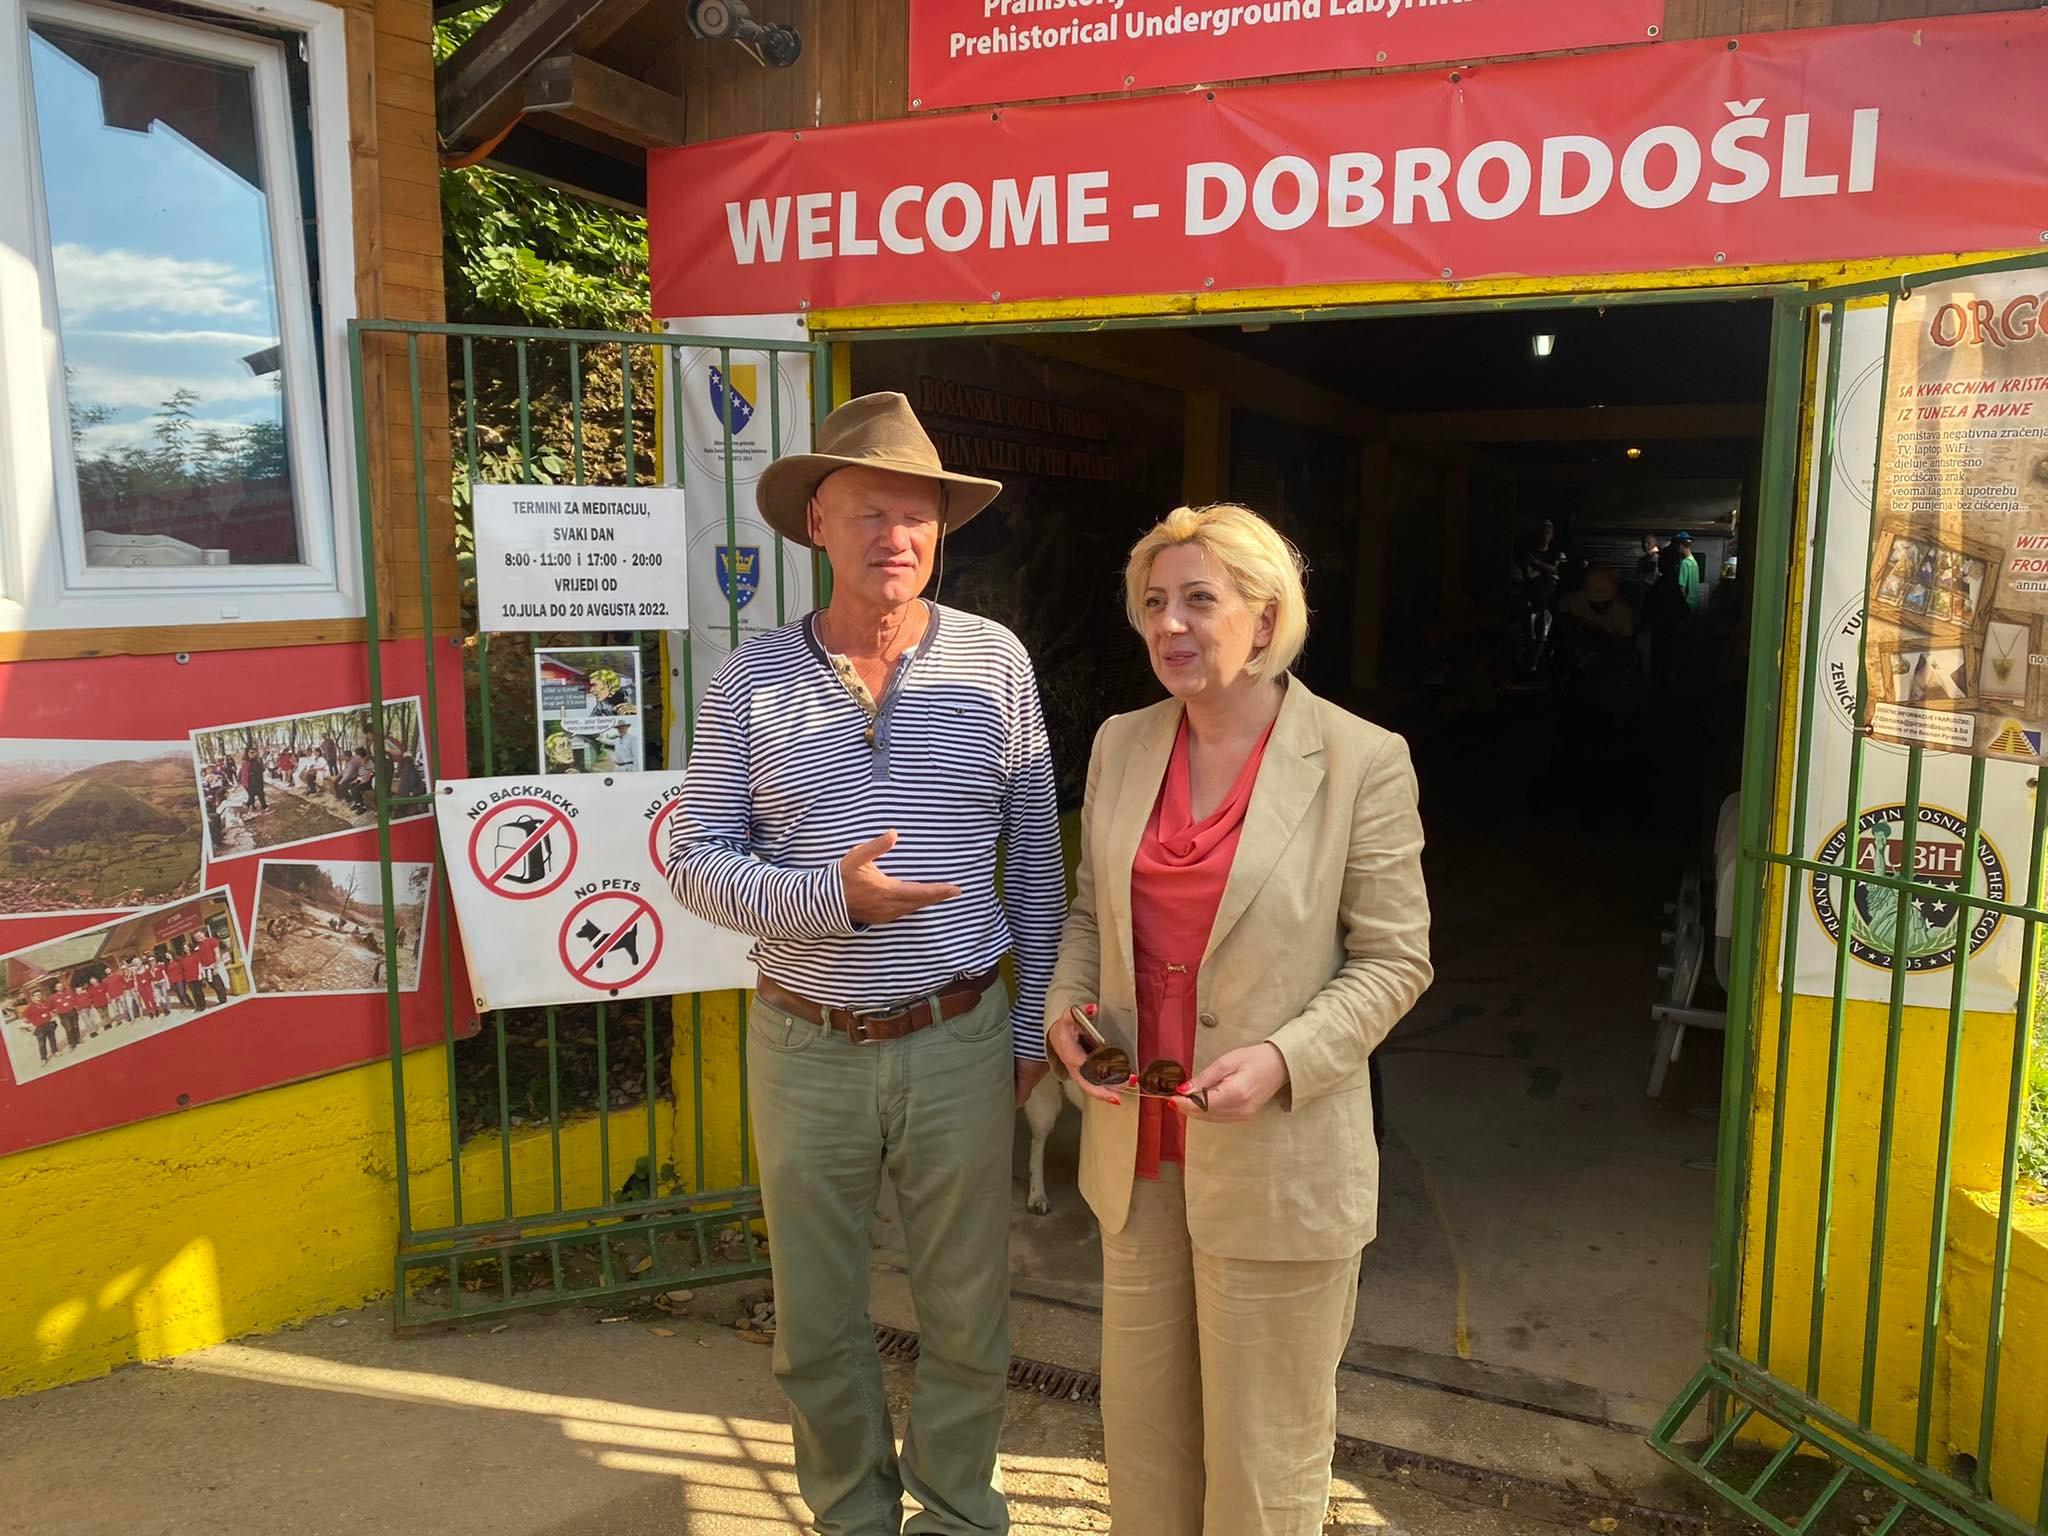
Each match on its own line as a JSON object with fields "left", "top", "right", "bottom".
{"left": 749, "top": 21, "right": 801, "bottom": 67}
{"left": 687, "top": 0, "right": 801, "bottom": 67}
{"left": 686, "top": 0, "right": 739, "bottom": 39}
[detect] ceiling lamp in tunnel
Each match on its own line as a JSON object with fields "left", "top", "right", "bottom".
{"left": 1531, "top": 333, "right": 1557, "bottom": 358}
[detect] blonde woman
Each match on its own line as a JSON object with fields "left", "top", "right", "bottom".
{"left": 1045, "top": 503, "right": 1433, "bottom": 1536}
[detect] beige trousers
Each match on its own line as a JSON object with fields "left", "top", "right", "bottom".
{"left": 1098, "top": 1165, "right": 1362, "bottom": 1536}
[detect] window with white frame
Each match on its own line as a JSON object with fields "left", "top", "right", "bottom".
{"left": 0, "top": 0, "right": 359, "bottom": 630}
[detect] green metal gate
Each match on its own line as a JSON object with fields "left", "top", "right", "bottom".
{"left": 346, "top": 318, "right": 824, "bottom": 1329}
{"left": 1650, "top": 257, "right": 2048, "bottom": 1536}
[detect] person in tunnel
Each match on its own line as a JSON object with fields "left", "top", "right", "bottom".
{"left": 1043, "top": 502, "right": 1433, "bottom": 1536}
{"left": 1516, "top": 518, "right": 1565, "bottom": 674}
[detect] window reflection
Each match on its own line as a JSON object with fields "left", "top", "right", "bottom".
{"left": 31, "top": 20, "right": 303, "bottom": 568}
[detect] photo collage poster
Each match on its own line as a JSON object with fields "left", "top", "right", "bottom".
{"left": 0, "top": 645, "right": 463, "bottom": 1151}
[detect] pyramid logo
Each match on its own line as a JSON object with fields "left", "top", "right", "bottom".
{"left": 1987, "top": 719, "right": 2042, "bottom": 758}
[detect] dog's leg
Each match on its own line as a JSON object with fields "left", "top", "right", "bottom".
{"left": 1023, "top": 1071, "right": 1062, "bottom": 1215}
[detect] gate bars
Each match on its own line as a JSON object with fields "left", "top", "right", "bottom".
{"left": 1650, "top": 256, "right": 2048, "bottom": 1536}
{"left": 347, "top": 318, "right": 823, "bottom": 1329}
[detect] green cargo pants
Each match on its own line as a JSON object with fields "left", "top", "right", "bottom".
{"left": 747, "top": 982, "right": 1015, "bottom": 1536}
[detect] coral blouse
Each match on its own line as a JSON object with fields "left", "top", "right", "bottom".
{"left": 1129, "top": 715, "right": 1273, "bottom": 1180}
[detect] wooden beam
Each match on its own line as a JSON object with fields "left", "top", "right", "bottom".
{"left": 0, "top": 618, "right": 369, "bottom": 663}
{"left": 1384, "top": 403, "right": 1764, "bottom": 445}
{"left": 436, "top": 0, "right": 658, "bottom": 153}
{"left": 524, "top": 53, "right": 685, "bottom": 147}
{"left": 482, "top": 120, "right": 647, "bottom": 210}
{"left": 1011, "top": 331, "right": 1389, "bottom": 442}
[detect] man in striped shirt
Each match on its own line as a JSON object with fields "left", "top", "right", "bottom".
{"left": 668, "top": 392, "right": 1063, "bottom": 1536}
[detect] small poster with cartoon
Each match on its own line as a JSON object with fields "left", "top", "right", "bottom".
{"left": 535, "top": 647, "right": 644, "bottom": 775}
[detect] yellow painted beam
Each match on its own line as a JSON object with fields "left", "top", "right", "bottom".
{"left": 831, "top": 342, "right": 852, "bottom": 409}
{"left": 806, "top": 252, "right": 2036, "bottom": 333}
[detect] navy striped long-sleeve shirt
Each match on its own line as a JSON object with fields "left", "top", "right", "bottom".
{"left": 667, "top": 603, "right": 1065, "bottom": 1058}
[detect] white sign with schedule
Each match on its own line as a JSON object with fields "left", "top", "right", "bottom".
{"left": 473, "top": 484, "right": 689, "bottom": 632}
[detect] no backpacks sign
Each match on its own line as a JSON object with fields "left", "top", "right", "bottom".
{"left": 435, "top": 774, "right": 755, "bottom": 1011}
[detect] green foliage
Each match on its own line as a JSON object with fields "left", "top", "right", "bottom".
{"left": 2021, "top": 1005, "right": 2048, "bottom": 1193}
{"left": 441, "top": 167, "right": 651, "bottom": 333}
{"left": 435, "top": 4, "right": 649, "bottom": 335}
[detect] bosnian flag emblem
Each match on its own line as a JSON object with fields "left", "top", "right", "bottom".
{"left": 708, "top": 364, "right": 757, "bottom": 435}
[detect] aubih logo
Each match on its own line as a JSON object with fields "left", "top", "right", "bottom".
{"left": 1809, "top": 804, "right": 2004, "bottom": 973}
{"left": 708, "top": 364, "right": 757, "bottom": 435}
{"left": 716, "top": 545, "right": 760, "bottom": 609}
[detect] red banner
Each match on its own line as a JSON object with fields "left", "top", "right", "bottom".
{"left": 908, "top": 0, "right": 1664, "bottom": 114}
{"left": 650, "top": 13, "right": 2048, "bottom": 318}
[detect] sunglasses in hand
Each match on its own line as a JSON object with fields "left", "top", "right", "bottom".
{"left": 1068, "top": 1006, "right": 1209, "bottom": 1111}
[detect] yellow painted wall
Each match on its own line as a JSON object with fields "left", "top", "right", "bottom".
{"left": 0, "top": 1049, "right": 453, "bottom": 1398}
{"left": 1944, "top": 1188, "right": 2048, "bottom": 1520}
{"left": 0, "top": 1035, "right": 689, "bottom": 1400}
{"left": 409, "top": 1088, "right": 673, "bottom": 1232}
{"left": 1733, "top": 990, "right": 2024, "bottom": 1449}
{"left": 673, "top": 991, "right": 751, "bottom": 1194}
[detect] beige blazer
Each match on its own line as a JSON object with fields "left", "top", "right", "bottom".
{"left": 1044, "top": 675, "right": 1433, "bottom": 1262}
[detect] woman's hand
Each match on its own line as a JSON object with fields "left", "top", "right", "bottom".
{"left": 1175, "top": 1043, "right": 1289, "bottom": 1122}
{"left": 1046, "top": 1005, "right": 1124, "bottom": 1106}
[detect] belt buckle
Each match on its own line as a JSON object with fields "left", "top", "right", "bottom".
{"left": 832, "top": 1003, "right": 893, "bottom": 1045}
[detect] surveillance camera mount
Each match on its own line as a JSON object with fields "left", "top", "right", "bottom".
{"left": 687, "top": 0, "right": 801, "bottom": 68}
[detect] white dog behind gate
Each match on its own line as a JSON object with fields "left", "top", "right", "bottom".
{"left": 1021, "top": 1067, "right": 1085, "bottom": 1214}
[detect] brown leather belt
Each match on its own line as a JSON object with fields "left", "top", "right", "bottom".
{"left": 756, "top": 969, "right": 1000, "bottom": 1045}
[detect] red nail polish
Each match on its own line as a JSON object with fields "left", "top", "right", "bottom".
{"left": 1126, "top": 1074, "right": 1139, "bottom": 1086}
{"left": 1084, "top": 1003, "right": 1098, "bottom": 1016}
{"left": 1175, "top": 1082, "right": 1191, "bottom": 1095}
{"left": 1109, "top": 1095, "right": 1122, "bottom": 1106}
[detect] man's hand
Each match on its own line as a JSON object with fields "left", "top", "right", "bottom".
{"left": 1047, "top": 1005, "right": 1122, "bottom": 1106}
{"left": 1014, "top": 1057, "right": 1051, "bottom": 1107}
{"left": 1174, "top": 1043, "right": 1290, "bottom": 1123}
{"left": 839, "top": 831, "right": 963, "bottom": 926}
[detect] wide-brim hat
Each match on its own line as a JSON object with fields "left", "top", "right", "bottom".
{"left": 755, "top": 391, "right": 1001, "bottom": 549}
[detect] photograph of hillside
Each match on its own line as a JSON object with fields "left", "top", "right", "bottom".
{"left": 249, "top": 859, "right": 430, "bottom": 996}
{"left": 0, "top": 740, "right": 203, "bottom": 916}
